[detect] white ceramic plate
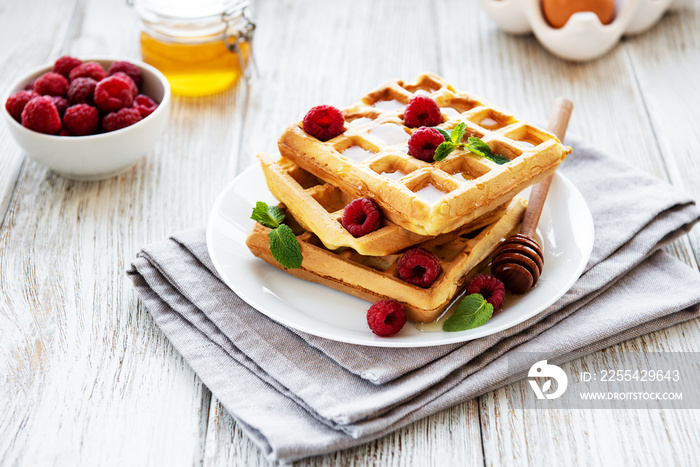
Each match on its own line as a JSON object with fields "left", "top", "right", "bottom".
{"left": 207, "top": 163, "right": 594, "bottom": 347}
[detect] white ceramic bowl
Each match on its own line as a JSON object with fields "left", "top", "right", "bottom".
{"left": 3, "top": 57, "right": 170, "bottom": 181}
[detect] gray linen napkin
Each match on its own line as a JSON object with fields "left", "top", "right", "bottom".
{"left": 128, "top": 136, "right": 700, "bottom": 462}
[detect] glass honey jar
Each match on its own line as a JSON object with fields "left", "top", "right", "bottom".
{"left": 132, "top": 0, "right": 256, "bottom": 96}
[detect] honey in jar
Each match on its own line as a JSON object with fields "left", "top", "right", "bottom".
{"left": 133, "top": 0, "right": 256, "bottom": 97}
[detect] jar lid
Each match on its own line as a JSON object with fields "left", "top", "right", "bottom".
{"left": 133, "top": 0, "right": 249, "bottom": 39}
{"left": 134, "top": 0, "right": 248, "bottom": 20}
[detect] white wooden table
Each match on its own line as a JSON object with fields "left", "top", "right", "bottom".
{"left": 2, "top": 1, "right": 700, "bottom": 465}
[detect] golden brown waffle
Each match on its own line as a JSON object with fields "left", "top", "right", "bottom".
{"left": 258, "top": 152, "right": 511, "bottom": 256}
{"left": 278, "top": 73, "right": 570, "bottom": 236}
{"left": 246, "top": 198, "right": 527, "bottom": 323}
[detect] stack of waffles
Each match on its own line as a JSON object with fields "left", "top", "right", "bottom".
{"left": 246, "top": 73, "right": 571, "bottom": 323}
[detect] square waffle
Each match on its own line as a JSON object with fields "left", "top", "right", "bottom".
{"left": 258, "top": 152, "right": 510, "bottom": 256}
{"left": 246, "top": 198, "right": 527, "bottom": 323}
{"left": 278, "top": 73, "right": 570, "bottom": 236}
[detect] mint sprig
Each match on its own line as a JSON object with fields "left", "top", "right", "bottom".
{"left": 251, "top": 201, "right": 285, "bottom": 228}
{"left": 435, "top": 128, "right": 452, "bottom": 141}
{"left": 251, "top": 202, "right": 302, "bottom": 269}
{"left": 432, "top": 123, "right": 510, "bottom": 165}
{"left": 268, "top": 224, "right": 302, "bottom": 269}
{"left": 465, "top": 137, "right": 511, "bottom": 164}
{"left": 442, "top": 293, "right": 494, "bottom": 332}
{"left": 433, "top": 122, "right": 466, "bottom": 162}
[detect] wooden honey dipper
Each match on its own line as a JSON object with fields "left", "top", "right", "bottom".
{"left": 491, "top": 97, "right": 574, "bottom": 294}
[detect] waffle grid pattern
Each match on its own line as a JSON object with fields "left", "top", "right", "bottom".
{"left": 278, "top": 73, "right": 570, "bottom": 236}
{"left": 258, "top": 153, "right": 509, "bottom": 256}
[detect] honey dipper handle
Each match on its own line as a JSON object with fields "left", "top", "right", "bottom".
{"left": 520, "top": 97, "right": 574, "bottom": 238}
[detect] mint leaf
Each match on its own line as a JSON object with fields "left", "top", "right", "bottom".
{"left": 251, "top": 201, "right": 284, "bottom": 229}
{"left": 436, "top": 128, "right": 452, "bottom": 142}
{"left": 268, "top": 223, "right": 302, "bottom": 269}
{"left": 268, "top": 205, "right": 285, "bottom": 225}
{"left": 465, "top": 137, "right": 510, "bottom": 165}
{"left": 450, "top": 122, "right": 467, "bottom": 145}
{"left": 252, "top": 201, "right": 303, "bottom": 269}
{"left": 465, "top": 136, "right": 490, "bottom": 157}
{"left": 433, "top": 141, "right": 456, "bottom": 162}
{"left": 442, "top": 293, "right": 494, "bottom": 332}
{"left": 486, "top": 153, "right": 511, "bottom": 165}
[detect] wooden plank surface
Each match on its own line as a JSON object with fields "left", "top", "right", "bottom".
{"left": 625, "top": 7, "right": 700, "bottom": 264}
{"left": 1, "top": 0, "right": 699, "bottom": 465}
{"left": 0, "top": 0, "right": 79, "bottom": 224}
{"left": 0, "top": 0, "right": 243, "bottom": 464}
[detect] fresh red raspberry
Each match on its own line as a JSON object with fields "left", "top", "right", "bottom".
{"left": 407, "top": 127, "right": 445, "bottom": 162}
{"left": 33, "top": 72, "right": 69, "bottom": 97}
{"left": 403, "top": 95, "right": 442, "bottom": 128}
{"left": 341, "top": 198, "right": 382, "bottom": 237}
{"left": 5, "top": 90, "right": 40, "bottom": 122}
{"left": 67, "top": 77, "right": 97, "bottom": 105}
{"left": 94, "top": 72, "right": 138, "bottom": 112}
{"left": 51, "top": 96, "right": 68, "bottom": 117}
{"left": 69, "top": 61, "right": 107, "bottom": 83}
{"left": 63, "top": 104, "right": 99, "bottom": 136}
{"left": 21, "top": 96, "right": 62, "bottom": 135}
{"left": 58, "top": 129, "right": 74, "bottom": 136}
{"left": 132, "top": 94, "right": 158, "bottom": 118}
{"left": 466, "top": 274, "right": 506, "bottom": 311}
{"left": 24, "top": 80, "right": 35, "bottom": 91}
{"left": 302, "top": 105, "right": 345, "bottom": 141}
{"left": 52, "top": 56, "right": 83, "bottom": 78}
{"left": 397, "top": 248, "right": 442, "bottom": 288}
{"left": 102, "top": 107, "right": 142, "bottom": 132}
{"left": 108, "top": 61, "right": 142, "bottom": 90}
{"left": 367, "top": 300, "right": 407, "bottom": 337}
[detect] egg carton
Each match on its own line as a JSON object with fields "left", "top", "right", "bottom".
{"left": 478, "top": 0, "right": 693, "bottom": 61}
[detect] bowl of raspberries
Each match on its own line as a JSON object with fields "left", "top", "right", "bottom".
{"left": 3, "top": 56, "right": 170, "bottom": 180}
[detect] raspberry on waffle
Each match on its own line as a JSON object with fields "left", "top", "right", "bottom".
{"left": 246, "top": 197, "right": 527, "bottom": 323}
{"left": 258, "top": 153, "right": 510, "bottom": 257}
{"left": 278, "top": 73, "right": 570, "bottom": 236}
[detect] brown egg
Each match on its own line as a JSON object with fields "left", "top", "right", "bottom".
{"left": 542, "top": 0, "right": 615, "bottom": 28}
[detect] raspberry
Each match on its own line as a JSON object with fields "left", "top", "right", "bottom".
{"left": 403, "top": 95, "right": 442, "bottom": 128}
{"left": 94, "top": 72, "right": 138, "bottom": 112}
{"left": 397, "top": 248, "right": 442, "bottom": 288}
{"left": 341, "top": 198, "right": 382, "bottom": 237}
{"left": 63, "top": 104, "right": 99, "bottom": 136}
{"left": 67, "top": 77, "right": 97, "bottom": 105}
{"left": 102, "top": 107, "right": 142, "bottom": 132}
{"left": 51, "top": 96, "right": 68, "bottom": 117}
{"left": 24, "top": 80, "right": 35, "bottom": 91}
{"left": 407, "top": 127, "right": 444, "bottom": 162}
{"left": 5, "top": 90, "right": 39, "bottom": 122}
{"left": 466, "top": 274, "right": 506, "bottom": 311}
{"left": 33, "top": 72, "right": 69, "bottom": 97}
{"left": 108, "top": 61, "right": 142, "bottom": 90}
{"left": 367, "top": 300, "right": 407, "bottom": 337}
{"left": 302, "top": 105, "right": 345, "bottom": 141}
{"left": 52, "top": 56, "right": 82, "bottom": 78}
{"left": 69, "top": 61, "right": 106, "bottom": 83}
{"left": 21, "top": 96, "right": 62, "bottom": 135}
{"left": 133, "top": 94, "right": 158, "bottom": 118}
